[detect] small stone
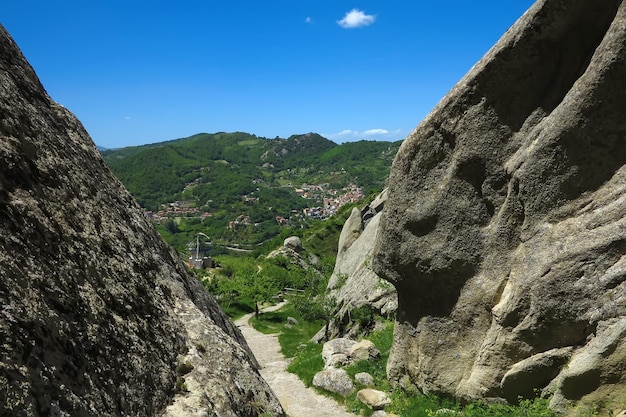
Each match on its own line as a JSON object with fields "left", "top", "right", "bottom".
{"left": 372, "top": 412, "right": 399, "bottom": 417}
{"left": 287, "top": 316, "right": 299, "bottom": 325}
{"left": 349, "top": 339, "right": 381, "bottom": 361}
{"left": 312, "top": 368, "right": 355, "bottom": 397}
{"left": 322, "top": 338, "right": 356, "bottom": 368}
{"left": 355, "top": 372, "right": 375, "bottom": 387}
{"left": 357, "top": 388, "right": 391, "bottom": 410}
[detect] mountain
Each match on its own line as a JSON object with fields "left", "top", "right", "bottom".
{"left": 373, "top": 1, "right": 626, "bottom": 415}
{"left": 101, "top": 132, "right": 401, "bottom": 249}
{"left": 0, "top": 23, "right": 283, "bottom": 416}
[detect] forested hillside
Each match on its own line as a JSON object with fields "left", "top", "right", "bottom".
{"left": 101, "top": 132, "right": 401, "bottom": 250}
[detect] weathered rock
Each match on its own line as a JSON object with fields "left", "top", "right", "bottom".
{"left": 500, "top": 346, "right": 573, "bottom": 402}
{"left": 315, "top": 190, "right": 397, "bottom": 341}
{"left": 322, "top": 338, "right": 356, "bottom": 368}
{"left": 284, "top": 236, "right": 303, "bottom": 252}
{"left": 350, "top": 340, "right": 382, "bottom": 362}
{"left": 267, "top": 235, "right": 319, "bottom": 271}
{"left": 312, "top": 368, "right": 355, "bottom": 397}
{"left": 0, "top": 24, "right": 283, "bottom": 417}
{"left": 287, "top": 316, "right": 299, "bottom": 325}
{"left": 356, "top": 389, "right": 391, "bottom": 410}
{"left": 355, "top": 372, "right": 375, "bottom": 387}
{"left": 372, "top": 0, "right": 626, "bottom": 414}
{"left": 371, "top": 412, "right": 399, "bottom": 417}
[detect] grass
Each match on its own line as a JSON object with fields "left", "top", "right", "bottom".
{"left": 249, "top": 302, "right": 324, "bottom": 358}
{"left": 286, "top": 342, "right": 324, "bottom": 387}
{"left": 218, "top": 300, "right": 255, "bottom": 321}
{"left": 247, "top": 300, "right": 556, "bottom": 417}
{"left": 344, "top": 322, "right": 393, "bottom": 389}
{"left": 274, "top": 317, "right": 555, "bottom": 417}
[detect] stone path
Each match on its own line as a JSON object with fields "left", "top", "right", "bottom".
{"left": 235, "top": 303, "right": 358, "bottom": 417}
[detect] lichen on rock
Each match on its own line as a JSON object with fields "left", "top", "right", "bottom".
{"left": 372, "top": 0, "right": 626, "bottom": 414}
{"left": 0, "top": 23, "right": 283, "bottom": 417}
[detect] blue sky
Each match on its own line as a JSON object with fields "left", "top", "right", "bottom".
{"left": 3, "top": 1, "right": 535, "bottom": 148}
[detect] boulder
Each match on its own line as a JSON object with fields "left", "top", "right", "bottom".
{"left": 372, "top": 0, "right": 626, "bottom": 414}
{"left": 267, "top": 235, "right": 319, "bottom": 270}
{"left": 284, "top": 236, "right": 303, "bottom": 252}
{"left": 322, "top": 338, "right": 356, "bottom": 368}
{"left": 350, "top": 340, "right": 382, "bottom": 362}
{"left": 0, "top": 24, "right": 283, "bottom": 417}
{"left": 357, "top": 389, "right": 391, "bottom": 410}
{"left": 315, "top": 190, "right": 397, "bottom": 341}
{"left": 312, "top": 368, "right": 355, "bottom": 397}
{"left": 500, "top": 347, "right": 573, "bottom": 402}
{"left": 355, "top": 372, "right": 375, "bottom": 387}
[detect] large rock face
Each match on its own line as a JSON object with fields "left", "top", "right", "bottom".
{"left": 317, "top": 191, "right": 396, "bottom": 341}
{"left": 373, "top": 0, "right": 626, "bottom": 414}
{"left": 0, "top": 25, "right": 283, "bottom": 417}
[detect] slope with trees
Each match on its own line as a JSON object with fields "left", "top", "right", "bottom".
{"left": 102, "top": 131, "right": 401, "bottom": 249}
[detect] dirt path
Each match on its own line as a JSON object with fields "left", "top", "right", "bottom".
{"left": 235, "top": 304, "right": 358, "bottom": 417}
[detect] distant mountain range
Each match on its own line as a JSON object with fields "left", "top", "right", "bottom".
{"left": 101, "top": 132, "right": 401, "bottom": 248}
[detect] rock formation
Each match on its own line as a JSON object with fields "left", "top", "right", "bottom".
{"left": 0, "top": 24, "right": 283, "bottom": 416}
{"left": 266, "top": 235, "right": 319, "bottom": 271}
{"left": 372, "top": 0, "right": 626, "bottom": 415}
{"left": 315, "top": 191, "right": 397, "bottom": 341}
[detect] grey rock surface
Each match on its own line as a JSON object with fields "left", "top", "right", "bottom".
{"left": 316, "top": 190, "right": 396, "bottom": 341}
{"left": 312, "top": 368, "right": 355, "bottom": 397}
{"left": 354, "top": 372, "right": 375, "bottom": 387}
{"left": 0, "top": 24, "right": 283, "bottom": 417}
{"left": 267, "top": 236, "right": 319, "bottom": 271}
{"left": 356, "top": 389, "right": 391, "bottom": 410}
{"left": 373, "top": 0, "right": 626, "bottom": 414}
{"left": 322, "top": 338, "right": 356, "bottom": 368}
{"left": 349, "top": 340, "right": 382, "bottom": 362}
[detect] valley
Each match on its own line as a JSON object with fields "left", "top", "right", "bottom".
{"left": 101, "top": 132, "right": 401, "bottom": 253}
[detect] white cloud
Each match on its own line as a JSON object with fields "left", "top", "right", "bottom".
{"left": 124, "top": 116, "right": 132, "bottom": 120}
{"left": 337, "top": 129, "right": 356, "bottom": 136}
{"left": 305, "top": 16, "right": 312, "bottom": 23}
{"left": 364, "top": 128, "right": 389, "bottom": 136}
{"left": 337, "top": 9, "right": 376, "bottom": 29}
{"left": 326, "top": 128, "right": 400, "bottom": 142}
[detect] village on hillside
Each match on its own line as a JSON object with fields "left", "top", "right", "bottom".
{"left": 144, "top": 182, "right": 365, "bottom": 226}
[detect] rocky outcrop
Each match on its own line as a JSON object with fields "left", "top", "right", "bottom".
{"left": 316, "top": 191, "right": 397, "bottom": 340}
{"left": 373, "top": 0, "right": 626, "bottom": 415}
{"left": 267, "top": 236, "right": 319, "bottom": 271}
{"left": 0, "top": 24, "right": 283, "bottom": 417}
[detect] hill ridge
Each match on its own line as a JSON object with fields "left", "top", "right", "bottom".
{"left": 102, "top": 131, "right": 401, "bottom": 249}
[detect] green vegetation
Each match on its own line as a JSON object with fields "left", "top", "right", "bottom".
{"left": 249, "top": 303, "right": 324, "bottom": 358}
{"left": 202, "top": 253, "right": 321, "bottom": 318}
{"left": 102, "top": 130, "right": 558, "bottom": 416}
{"left": 277, "top": 317, "right": 555, "bottom": 417}
{"left": 102, "top": 131, "right": 400, "bottom": 249}
{"left": 189, "top": 194, "right": 554, "bottom": 417}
